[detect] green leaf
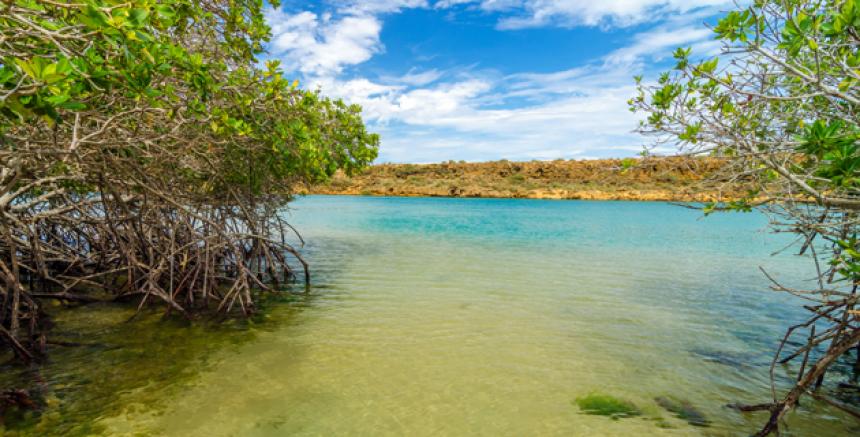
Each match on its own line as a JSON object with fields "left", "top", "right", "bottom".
{"left": 128, "top": 9, "right": 149, "bottom": 27}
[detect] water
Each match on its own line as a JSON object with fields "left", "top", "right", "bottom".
{"left": 2, "top": 195, "right": 857, "bottom": 436}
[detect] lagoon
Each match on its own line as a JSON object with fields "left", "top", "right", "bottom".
{"left": 3, "top": 195, "right": 856, "bottom": 436}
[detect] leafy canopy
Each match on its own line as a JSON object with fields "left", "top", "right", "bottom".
{"left": 1, "top": 0, "right": 378, "bottom": 198}
{"left": 631, "top": 0, "right": 860, "bottom": 434}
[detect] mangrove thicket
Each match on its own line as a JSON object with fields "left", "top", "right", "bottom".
{"left": 0, "top": 0, "right": 378, "bottom": 364}
{"left": 632, "top": 0, "right": 860, "bottom": 434}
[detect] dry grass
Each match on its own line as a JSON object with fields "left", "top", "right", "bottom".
{"left": 304, "top": 157, "right": 743, "bottom": 202}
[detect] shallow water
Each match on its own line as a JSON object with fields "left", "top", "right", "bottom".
{"left": 2, "top": 196, "right": 857, "bottom": 436}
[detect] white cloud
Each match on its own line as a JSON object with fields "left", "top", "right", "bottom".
{"left": 386, "top": 69, "right": 445, "bottom": 86}
{"left": 305, "top": 66, "right": 643, "bottom": 162}
{"left": 604, "top": 26, "right": 713, "bottom": 64}
{"left": 435, "top": 0, "right": 730, "bottom": 29}
{"left": 309, "top": 75, "right": 491, "bottom": 123}
{"left": 434, "top": 0, "right": 474, "bottom": 7}
{"left": 266, "top": 9, "right": 383, "bottom": 76}
{"left": 397, "top": 80, "right": 492, "bottom": 119}
{"left": 338, "top": 0, "right": 429, "bottom": 14}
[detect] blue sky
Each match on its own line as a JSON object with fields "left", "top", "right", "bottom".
{"left": 265, "top": 1, "right": 731, "bottom": 163}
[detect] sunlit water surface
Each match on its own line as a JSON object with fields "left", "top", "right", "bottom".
{"left": 2, "top": 195, "right": 857, "bottom": 436}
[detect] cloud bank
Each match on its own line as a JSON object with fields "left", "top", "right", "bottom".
{"left": 264, "top": 1, "right": 728, "bottom": 162}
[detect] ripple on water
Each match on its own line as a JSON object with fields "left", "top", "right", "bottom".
{"left": 2, "top": 196, "right": 855, "bottom": 436}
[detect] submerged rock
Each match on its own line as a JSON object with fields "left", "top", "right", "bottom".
{"left": 574, "top": 393, "right": 641, "bottom": 419}
{"left": 689, "top": 348, "right": 758, "bottom": 370}
{"left": 654, "top": 396, "right": 711, "bottom": 427}
{"left": 649, "top": 417, "right": 675, "bottom": 429}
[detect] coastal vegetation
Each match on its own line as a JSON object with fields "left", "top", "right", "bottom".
{"left": 632, "top": 0, "right": 860, "bottom": 434}
{"left": 0, "top": 0, "right": 377, "bottom": 371}
{"left": 574, "top": 393, "right": 641, "bottom": 419}
{"left": 2, "top": 0, "right": 858, "bottom": 435}
{"left": 308, "top": 157, "right": 742, "bottom": 201}
{"left": 574, "top": 393, "right": 711, "bottom": 428}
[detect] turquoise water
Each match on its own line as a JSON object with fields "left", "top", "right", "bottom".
{"left": 3, "top": 195, "right": 856, "bottom": 436}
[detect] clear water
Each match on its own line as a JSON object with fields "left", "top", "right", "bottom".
{"left": 2, "top": 195, "right": 857, "bottom": 436}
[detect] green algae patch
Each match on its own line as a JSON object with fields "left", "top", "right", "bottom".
{"left": 575, "top": 393, "right": 641, "bottom": 419}
{"left": 654, "top": 396, "right": 710, "bottom": 427}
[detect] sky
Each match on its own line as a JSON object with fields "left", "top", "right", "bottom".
{"left": 264, "top": 1, "right": 732, "bottom": 163}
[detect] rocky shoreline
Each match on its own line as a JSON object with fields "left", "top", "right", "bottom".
{"left": 304, "top": 157, "right": 739, "bottom": 202}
